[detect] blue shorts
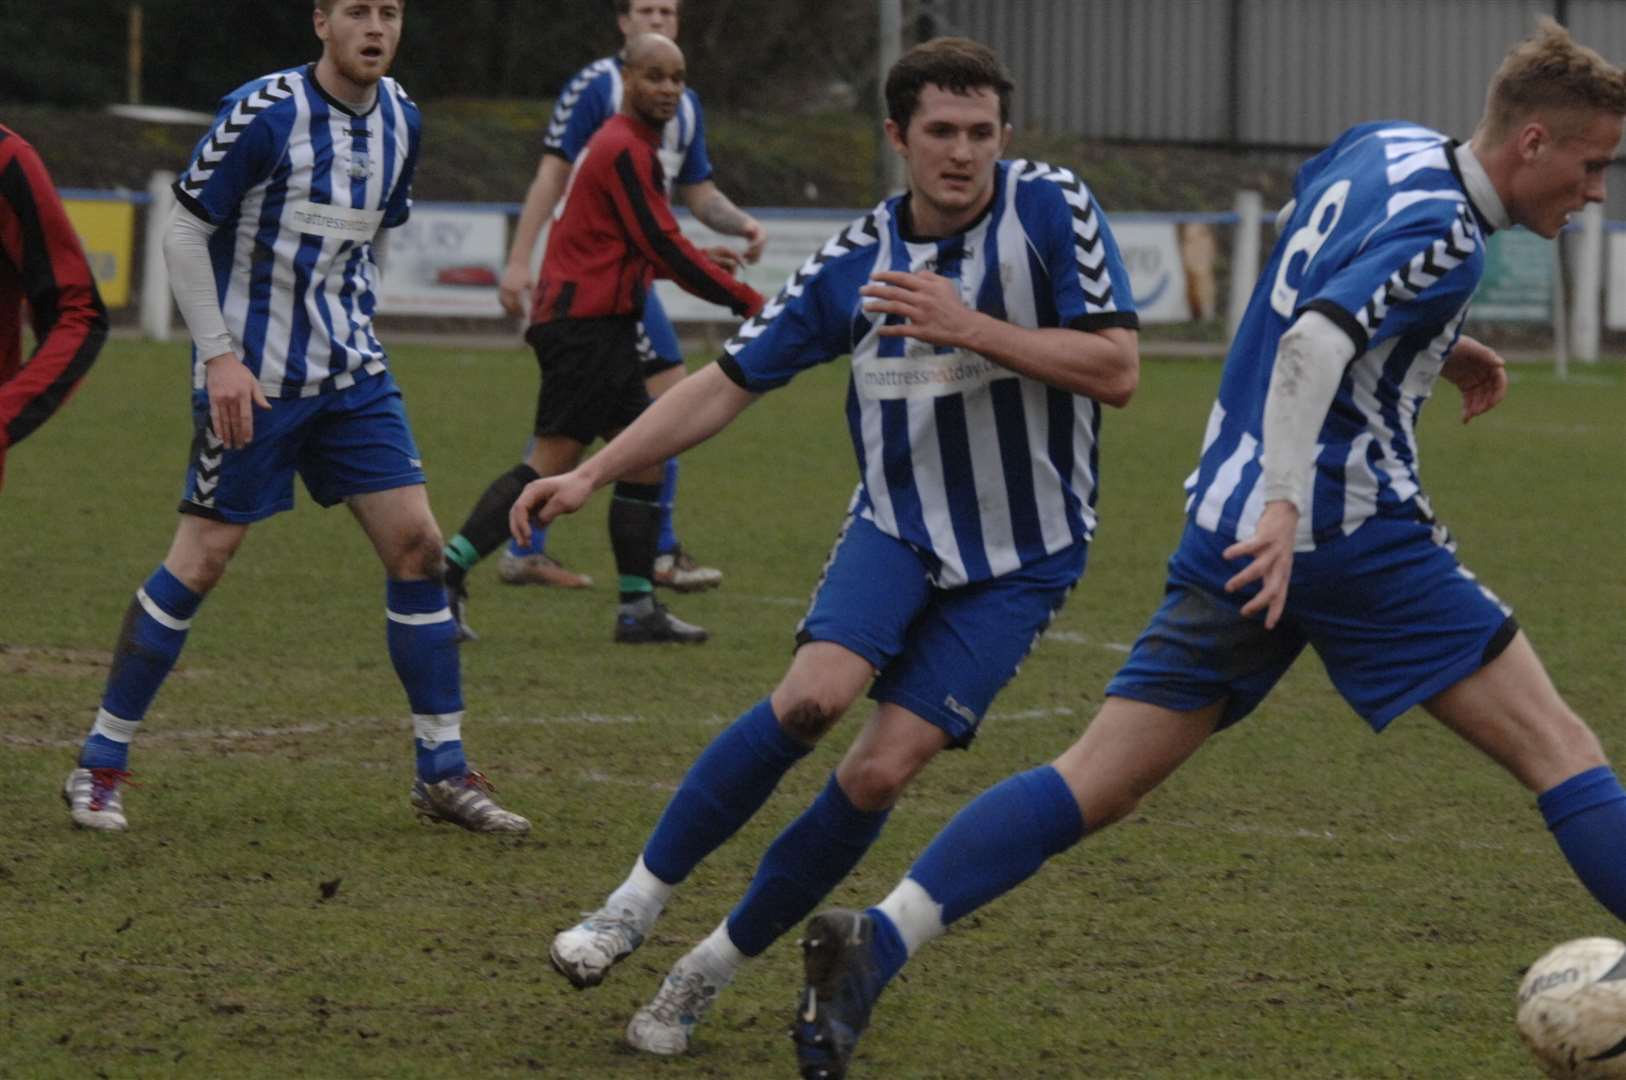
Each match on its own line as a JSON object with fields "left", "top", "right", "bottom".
{"left": 1105, "top": 517, "right": 1517, "bottom": 731}
{"left": 637, "top": 291, "right": 684, "bottom": 378}
{"left": 798, "top": 513, "right": 1086, "bottom": 748}
{"left": 178, "top": 370, "right": 426, "bottom": 524}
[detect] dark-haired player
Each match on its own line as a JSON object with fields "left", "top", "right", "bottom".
{"left": 511, "top": 36, "right": 1141, "bottom": 1057}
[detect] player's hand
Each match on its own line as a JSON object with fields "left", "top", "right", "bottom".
{"left": 863, "top": 270, "right": 982, "bottom": 348}
{"left": 498, "top": 262, "right": 532, "bottom": 319}
{"left": 740, "top": 217, "right": 767, "bottom": 264}
{"left": 1440, "top": 335, "right": 1507, "bottom": 424}
{"left": 204, "top": 352, "right": 270, "bottom": 450}
{"left": 1222, "top": 500, "right": 1299, "bottom": 630}
{"left": 705, "top": 245, "right": 745, "bottom": 275}
{"left": 509, "top": 472, "right": 595, "bottom": 546}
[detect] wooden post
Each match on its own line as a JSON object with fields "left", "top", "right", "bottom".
{"left": 128, "top": 4, "right": 143, "bottom": 105}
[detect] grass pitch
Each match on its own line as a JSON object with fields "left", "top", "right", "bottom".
{"left": 1, "top": 338, "right": 1621, "bottom": 1079}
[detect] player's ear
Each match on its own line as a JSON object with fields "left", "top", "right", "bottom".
{"left": 1517, "top": 119, "right": 1548, "bottom": 161}
{"left": 884, "top": 118, "right": 908, "bottom": 155}
{"left": 999, "top": 122, "right": 1013, "bottom": 155}
{"left": 313, "top": 5, "right": 330, "bottom": 43}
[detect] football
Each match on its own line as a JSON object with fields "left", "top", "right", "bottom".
{"left": 1517, "top": 938, "right": 1626, "bottom": 1078}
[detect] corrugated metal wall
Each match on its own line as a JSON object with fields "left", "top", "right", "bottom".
{"left": 924, "top": 0, "right": 1626, "bottom": 211}
{"left": 927, "top": 0, "right": 1625, "bottom": 143}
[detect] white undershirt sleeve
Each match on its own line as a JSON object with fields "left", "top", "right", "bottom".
{"left": 163, "top": 208, "right": 237, "bottom": 362}
{"left": 1274, "top": 198, "right": 1297, "bottom": 233}
{"left": 1259, "top": 309, "right": 1358, "bottom": 514}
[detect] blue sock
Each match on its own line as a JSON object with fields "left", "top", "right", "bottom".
{"left": 643, "top": 699, "right": 810, "bottom": 885}
{"left": 867, "top": 765, "right": 1085, "bottom": 984}
{"left": 727, "top": 773, "right": 890, "bottom": 956}
{"left": 657, "top": 457, "right": 679, "bottom": 553}
{"left": 81, "top": 566, "right": 204, "bottom": 769}
{"left": 510, "top": 437, "right": 543, "bottom": 562}
{"left": 386, "top": 579, "right": 468, "bottom": 782}
{"left": 1539, "top": 766, "right": 1626, "bottom": 921}
{"left": 507, "top": 522, "right": 549, "bottom": 560}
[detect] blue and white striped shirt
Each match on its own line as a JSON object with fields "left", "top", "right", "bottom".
{"left": 1184, "top": 122, "right": 1492, "bottom": 550}
{"left": 543, "top": 55, "right": 710, "bottom": 193}
{"left": 720, "top": 160, "right": 1139, "bottom": 588}
{"left": 173, "top": 65, "right": 420, "bottom": 399}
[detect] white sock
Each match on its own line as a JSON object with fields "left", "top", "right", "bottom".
{"left": 605, "top": 855, "right": 672, "bottom": 929}
{"left": 685, "top": 919, "right": 747, "bottom": 988}
{"left": 875, "top": 877, "right": 946, "bottom": 957}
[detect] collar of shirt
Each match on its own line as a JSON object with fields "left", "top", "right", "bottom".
{"left": 1452, "top": 142, "right": 1510, "bottom": 233}
{"left": 616, "top": 111, "right": 665, "bottom": 147}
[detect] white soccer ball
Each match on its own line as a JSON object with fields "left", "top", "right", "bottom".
{"left": 1517, "top": 937, "right": 1626, "bottom": 1078}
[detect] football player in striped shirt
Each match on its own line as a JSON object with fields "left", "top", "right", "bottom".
{"left": 479, "top": 0, "right": 765, "bottom": 596}
{"left": 791, "top": 21, "right": 1626, "bottom": 1079}
{"left": 509, "top": 37, "right": 1141, "bottom": 1056}
{"left": 61, "top": 0, "right": 529, "bottom": 836}
{"left": 0, "top": 124, "right": 107, "bottom": 493}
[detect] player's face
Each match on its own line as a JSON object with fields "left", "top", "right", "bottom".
{"left": 623, "top": 52, "right": 685, "bottom": 128}
{"left": 315, "top": 1, "right": 403, "bottom": 94}
{"left": 620, "top": 0, "right": 679, "bottom": 41}
{"left": 886, "top": 84, "right": 1010, "bottom": 236}
{"left": 1508, "top": 110, "right": 1623, "bottom": 239}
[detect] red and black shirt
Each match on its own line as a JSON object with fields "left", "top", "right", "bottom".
{"left": 0, "top": 123, "right": 107, "bottom": 489}
{"left": 532, "top": 112, "right": 762, "bottom": 326}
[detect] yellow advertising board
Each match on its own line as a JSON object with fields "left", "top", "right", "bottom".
{"left": 62, "top": 199, "right": 135, "bottom": 309}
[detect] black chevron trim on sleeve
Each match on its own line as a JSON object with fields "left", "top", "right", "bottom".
{"left": 724, "top": 210, "right": 881, "bottom": 355}
{"left": 179, "top": 75, "right": 292, "bottom": 195}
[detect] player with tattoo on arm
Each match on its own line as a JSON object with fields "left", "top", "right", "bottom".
{"left": 442, "top": 33, "right": 763, "bottom": 646}
{"left": 468, "top": 0, "right": 764, "bottom": 599}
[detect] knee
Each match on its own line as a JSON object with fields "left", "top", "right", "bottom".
{"left": 776, "top": 694, "right": 848, "bottom": 745}
{"left": 391, "top": 525, "right": 447, "bottom": 581}
{"left": 167, "top": 526, "right": 241, "bottom": 592}
{"left": 837, "top": 750, "right": 926, "bottom": 811}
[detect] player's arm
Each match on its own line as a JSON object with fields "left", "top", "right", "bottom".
{"left": 860, "top": 270, "right": 1140, "bottom": 406}
{"left": 511, "top": 363, "right": 758, "bottom": 539}
{"left": 0, "top": 137, "right": 109, "bottom": 460}
{"left": 677, "top": 179, "right": 766, "bottom": 263}
{"left": 163, "top": 209, "right": 268, "bottom": 449}
{"left": 1221, "top": 310, "right": 1356, "bottom": 628}
{"left": 499, "top": 154, "right": 571, "bottom": 317}
{"left": 607, "top": 148, "right": 764, "bottom": 317}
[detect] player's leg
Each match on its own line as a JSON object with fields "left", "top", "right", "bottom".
{"left": 631, "top": 539, "right": 1085, "bottom": 1055}
{"left": 66, "top": 390, "right": 300, "bottom": 830}
{"left": 792, "top": 697, "right": 1220, "bottom": 1080}
{"left": 1293, "top": 514, "right": 1623, "bottom": 921}
{"left": 1423, "top": 632, "right": 1624, "bottom": 920}
{"left": 638, "top": 303, "right": 722, "bottom": 593}
{"left": 550, "top": 515, "right": 917, "bottom": 991}
{"left": 601, "top": 335, "right": 708, "bottom": 644}
{"left": 791, "top": 524, "right": 1302, "bottom": 1077}
{"left": 549, "top": 641, "right": 876, "bottom": 991}
{"left": 496, "top": 436, "right": 593, "bottom": 590}
{"left": 442, "top": 434, "right": 582, "bottom": 641}
{"left": 442, "top": 320, "right": 598, "bottom": 640}
{"left": 65, "top": 513, "right": 248, "bottom": 830}
{"left": 314, "top": 373, "right": 528, "bottom": 834}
